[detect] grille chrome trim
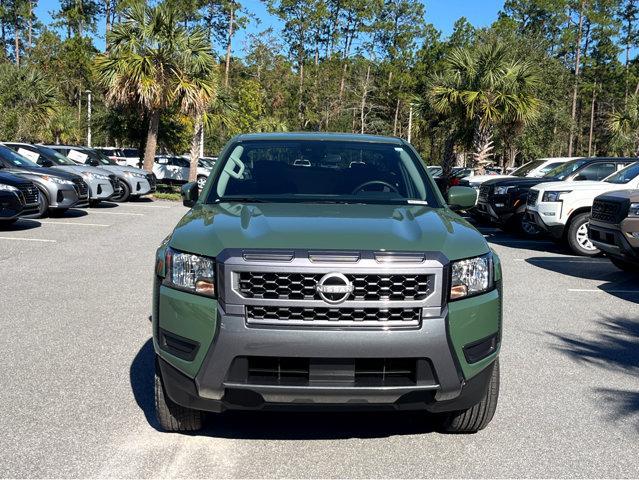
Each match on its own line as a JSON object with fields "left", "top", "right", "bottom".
{"left": 217, "top": 249, "right": 446, "bottom": 328}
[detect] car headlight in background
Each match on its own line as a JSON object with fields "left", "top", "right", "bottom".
{"left": 494, "top": 186, "right": 515, "bottom": 195}
{"left": 542, "top": 191, "right": 572, "bottom": 202}
{"left": 0, "top": 184, "right": 18, "bottom": 192}
{"left": 41, "top": 175, "right": 74, "bottom": 185}
{"left": 450, "top": 253, "right": 494, "bottom": 300}
{"left": 164, "top": 247, "right": 216, "bottom": 297}
{"left": 124, "top": 171, "right": 146, "bottom": 178}
{"left": 629, "top": 203, "right": 639, "bottom": 217}
{"left": 81, "top": 171, "right": 110, "bottom": 181}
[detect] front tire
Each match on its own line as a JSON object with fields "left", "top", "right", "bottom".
{"left": 441, "top": 359, "right": 500, "bottom": 433}
{"left": 567, "top": 213, "right": 599, "bottom": 257}
{"left": 112, "top": 180, "right": 131, "bottom": 202}
{"left": 36, "top": 187, "right": 49, "bottom": 218}
{"left": 155, "top": 359, "right": 202, "bottom": 432}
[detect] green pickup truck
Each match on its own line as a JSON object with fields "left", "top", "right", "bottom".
{"left": 152, "top": 133, "right": 502, "bottom": 433}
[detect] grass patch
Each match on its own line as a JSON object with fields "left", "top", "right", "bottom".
{"left": 153, "top": 184, "right": 181, "bottom": 202}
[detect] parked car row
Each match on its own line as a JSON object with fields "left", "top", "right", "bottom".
{"left": 0, "top": 142, "right": 158, "bottom": 225}
{"left": 153, "top": 155, "right": 216, "bottom": 189}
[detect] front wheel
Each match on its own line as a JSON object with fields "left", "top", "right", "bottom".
{"left": 111, "top": 180, "right": 131, "bottom": 202}
{"left": 36, "top": 188, "right": 49, "bottom": 218}
{"left": 567, "top": 213, "right": 599, "bottom": 257}
{"left": 441, "top": 359, "right": 500, "bottom": 433}
{"left": 155, "top": 359, "right": 203, "bottom": 432}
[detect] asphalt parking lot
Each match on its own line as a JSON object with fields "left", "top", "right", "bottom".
{"left": 0, "top": 200, "right": 637, "bottom": 478}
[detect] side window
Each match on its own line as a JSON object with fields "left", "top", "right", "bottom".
{"left": 574, "top": 162, "right": 616, "bottom": 181}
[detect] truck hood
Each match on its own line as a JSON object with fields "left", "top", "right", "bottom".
{"left": 53, "top": 165, "right": 112, "bottom": 177}
{"left": 97, "top": 165, "right": 151, "bottom": 175}
{"left": 532, "top": 180, "right": 623, "bottom": 193}
{"left": 1, "top": 165, "right": 82, "bottom": 181}
{"left": 169, "top": 202, "right": 489, "bottom": 261}
{"left": 595, "top": 189, "right": 639, "bottom": 202}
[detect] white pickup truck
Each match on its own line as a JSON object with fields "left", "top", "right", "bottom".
{"left": 526, "top": 161, "right": 639, "bottom": 256}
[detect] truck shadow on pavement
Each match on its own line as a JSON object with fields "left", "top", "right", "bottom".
{"left": 524, "top": 256, "right": 638, "bottom": 303}
{"left": 548, "top": 316, "right": 639, "bottom": 431}
{"left": 131, "top": 339, "right": 439, "bottom": 439}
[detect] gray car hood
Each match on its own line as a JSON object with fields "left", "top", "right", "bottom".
{"left": 56, "top": 165, "right": 113, "bottom": 177}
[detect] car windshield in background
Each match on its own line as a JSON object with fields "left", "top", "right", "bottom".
{"left": 38, "top": 146, "right": 77, "bottom": 165}
{"left": 543, "top": 159, "right": 589, "bottom": 180}
{"left": 511, "top": 160, "right": 544, "bottom": 176}
{"left": 209, "top": 140, "right": 437, "bottom": 205}
{"left": 79, "top": 149, "right": 116, "bottom": 165}
{"left": 0, "top": 145, "right": 41, "bottom": 168}
{"left": 605, "top": 162, "right": 639, "bottom": 184}
{"left": 122, "top": 148, "right": 139, "bottom": 157}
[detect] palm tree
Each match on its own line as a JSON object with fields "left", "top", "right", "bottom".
{"left": 95, "top": 3, "right": 216, "bottom": 172}
{"left": 608, "top": 94, "right": 639, "bottom": 156}
{"left": 428, "top": 42, "right": 541, "bottom": 173}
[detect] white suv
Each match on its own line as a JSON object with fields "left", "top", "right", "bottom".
{"left": 526, "top": 161, "right": 639, "bottom": 256}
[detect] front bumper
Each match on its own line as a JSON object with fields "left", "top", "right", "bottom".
{"left": 153, "top": 282, "right": 501, "bottom": 413}
{"left": 0, "top": 192, "right": 24, "bottom": 220}
{"left": 589, "top": 219, "right": 639, "bottom": 261}
{"left": 127, "top": 177, "right": 154, "bottom": 195}
{"left": 475, "top": 196, "right": 517, "bottom": 224}
{"left": 86, "top": 178, "right": 115, "bottom": 200}
{"left": 49, "top": 185, "right": 84, "bottom": 209}
{"left": 526, "top": 203, "right": 565, "bottom": 239}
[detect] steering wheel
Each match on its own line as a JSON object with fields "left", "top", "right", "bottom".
{"left": 351, "top": 180, "right": 399, "bottom": 195}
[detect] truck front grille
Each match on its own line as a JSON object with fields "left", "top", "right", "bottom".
{"left": 591, "top": 199, "right": 624, "bottom": 223}
{"left": 479, "top": 184, "right": 492, "bottom": 199}
{"left": 246, "top": 305, "right": 421, "bottom": 327}
{"left": 527, "top": 190, "right": 539, "bottom": 206}
{"left": 238, "top": 272, "right": 432, "bottom": 302}
{"left": 17, "top": 183, "right": 38, "bottom": 204}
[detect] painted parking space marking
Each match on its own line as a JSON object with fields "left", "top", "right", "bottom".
{"left": 88, "top": 211, "right": 144, "bottom": 216}
{"left": 119, "top": 204, "right": 173, "bottom": 209}
{"left": 0, "top": 236, "right": 57, "bottom": 243}
{"left": 568, "top": 288, "right": 639, "bottom": 294}
{"left": 514, "top": 258, "right": 610, "bottom": 263}
{"left": 39, "top": 221, "right": 111, "bottom": 227}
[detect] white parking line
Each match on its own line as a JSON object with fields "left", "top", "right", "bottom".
{"left": 88, "top": 211, "right": 144, "bottom": 216}
{"left": 515, "top": 258, "right": 609, "bottom": 263}
{"left": 568, "top": 288, "right": 639, "bottom": 294}
{"left": 0, "top": 236, "right": 56, "bottom": 243}
{"left": 491, "top": 240, "right": 556, "bottom": 244}
{"left": 39, "top": 221, "right": 110, "bottom": 227}
{"left": 120, "top": 204, "right": 172, "bottom": 209}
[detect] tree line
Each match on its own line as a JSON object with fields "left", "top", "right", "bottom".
{"left": 1, "top": 0, "right": 639, "bottom": 179}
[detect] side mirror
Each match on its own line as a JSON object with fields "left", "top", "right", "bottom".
{"left": 88, "top": 159, "right": 100, "bottom": 167}
{"left": 41, "top": 159, "right": 54, "bottom": 168}
{"left": 181, "top": 182, "right": 199, "bottom": 207}
{"left": 446, "top": 186, "right": 477, "bottom": 211}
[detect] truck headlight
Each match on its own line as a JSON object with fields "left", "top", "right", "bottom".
{"left": 0, "top": 184, "right": 18, "bottom": 192}
{"left": 164, "top": 247, "right": 216, "bottom": 297}
{"left": 542, "top": 190, "right": 572, "bottom": 202}
{"left": 494, "top": 186, "right": 515, "bottom": 195}
{"left": 629, "top": 203, "right": 639, "bottom": 217}
{"left": 450, "top": 253, "right": 494, "bottom": 300}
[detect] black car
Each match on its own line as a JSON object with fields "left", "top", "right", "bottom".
{"left": 0, "top": 171, "right": 39, "bottom": 224}
{"left": 0, "top": 145, "right": 89, "bottom": 217}
{"left": 476, "top": 157, "right": 637, "bottom": 233}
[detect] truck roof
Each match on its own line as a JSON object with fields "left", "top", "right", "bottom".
{"left": 234, "top": 132, "right": 406, "bottom": 144}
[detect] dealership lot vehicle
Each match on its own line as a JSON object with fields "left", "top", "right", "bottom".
{"left": 5, "top": 143, "right": 116, "bottom": 205}
{"left": 0, "top": 171, "right": 39, "bottom": 223}
{"left": 152, "top": 133, "right": 501, "bottom": 433}
{"left": 0, "top": 201, "right": 637, "bottom": 478}
{"left": 589, "top": 189, "right": 639, "bottom": 272}
{"left": 0, "top": 144, "right": 88, "bottom": 216}
{"left": 47, "top": 145, "right": 155, "bottom": 202}
{"left": 527, "top": 162, "right": 639, "bottom": 256}
{"left": 97, "top": 147, "right": 142, "bottom": 167}
{"left": 153, "top": 155, "right": 212, "bottom": 188}
{"left": 476, "top": 157, "right": 636, "bottom": 234}
{"left": 460, "top": 157, "right": 576, "bottom": 190}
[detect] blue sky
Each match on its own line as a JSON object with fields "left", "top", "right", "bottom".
{"left": 35, "top": 0, "right": 505, "bottom": 53}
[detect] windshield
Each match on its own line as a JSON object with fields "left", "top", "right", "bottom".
{"left": 543, "top": 159, "right": 590, "bottom": 180}
{"left": 605, "top": 162, "right": 639, "bottom": 184}
{"left": 0, "top": 145, "right": 41, "bottom": 168}
{"left": 511, "top": 160, "right": 544, "bottom": 177}
{"left": 207, "top": 140, "right": 438, "bottom": 205}
{"left": 71, "top": 148, "right": 116, "bottom": 165}
{"left": 38, "top": 146, "right": 77, "bottom": 165}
